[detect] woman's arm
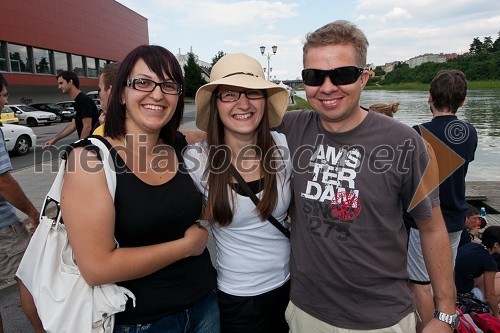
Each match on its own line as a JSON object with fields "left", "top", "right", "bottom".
{"left": 61, "top": 147, "right": 208, "bottom": 286}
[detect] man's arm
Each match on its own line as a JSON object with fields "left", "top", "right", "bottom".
{"left": 0, "top": 172, "right": 39, "bottom": 224}
{"left": 415, "top": 205, "right": 456, "bottom": 332}
{"left": 80, "top": 117, "right": 92, "bottom": 139}
{"left": 44, "top": 120, "right": 77, "bottom": 147}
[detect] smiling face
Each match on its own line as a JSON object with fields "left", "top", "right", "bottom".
{"left": 304, "top": 44, "right": 369, "bottom": 133}
{"left": 122, "top": 58, "right": 179, "bottom": 134}
{"left": 216, "top": 84, "right": 265, "bottom": 141}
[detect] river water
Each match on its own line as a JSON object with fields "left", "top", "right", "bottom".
{"left": 295, "top": 90, "right": 500, "bottom": 181}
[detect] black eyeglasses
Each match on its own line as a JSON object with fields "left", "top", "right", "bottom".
{"left": 301, "top": 66, "right": 364, "bottom": 86}
{"left": 217, "top": 89, "right": 265, "bottom": 102}
{"left": 126, "top": 78, "right": 182, "bottom": 95}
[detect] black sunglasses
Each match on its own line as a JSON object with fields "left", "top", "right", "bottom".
{"left": 301, "top": 66, "right": 364, "bottom": 86}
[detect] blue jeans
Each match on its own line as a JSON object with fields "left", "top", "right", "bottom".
{"left": 113, "top": 289, "right": 220, "bottom": 333}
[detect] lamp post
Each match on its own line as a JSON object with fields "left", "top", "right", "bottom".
{"left": 260, "top": 45, "right": 277, "bottom": 81}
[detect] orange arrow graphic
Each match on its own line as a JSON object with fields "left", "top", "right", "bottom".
{"left": 408, "top": 125, "right": 465, "bottom": 210}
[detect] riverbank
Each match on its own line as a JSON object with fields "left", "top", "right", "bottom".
{"left": 365, "top": 80, "right": 500, "bottom": 90}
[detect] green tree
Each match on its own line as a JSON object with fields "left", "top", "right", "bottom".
{"left": 469, "top": 37, "right": 483, "bottom": 54}
{"left": 493, "top": 31, "right": 500, "bottom": 52}
{"left": 211, "top": 51, "right": 226, "bottom": 68}
{"left": 483, "top": 36, "right": 494, "bottom": 53}
{"left": 183, "top": 52, "right": 207, "bottom": 98}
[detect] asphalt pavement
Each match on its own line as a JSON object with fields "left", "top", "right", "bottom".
{"left": 0, "top": 104, "right": 205, "bottom": 332}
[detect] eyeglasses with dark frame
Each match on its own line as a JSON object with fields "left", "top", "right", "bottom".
{"left": 301, "top": 66, "right": 365, "bottom": 86}
{"left": 126, "top": 78, "right": 182, "bottom": 95}
{"left": 217, "top": 89, "right": 265, "bottom": 102}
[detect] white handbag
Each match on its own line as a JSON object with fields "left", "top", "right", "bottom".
{"left": 16, "top": 136, "right": 135, "bottom": 333}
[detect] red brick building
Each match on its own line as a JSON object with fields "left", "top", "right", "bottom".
{"left": 0, "top": 0, "right": 148, "bottom": 104}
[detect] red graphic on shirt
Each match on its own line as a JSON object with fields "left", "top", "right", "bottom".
{"left": 330, "top": 192, "right": 361, "bottom": 221}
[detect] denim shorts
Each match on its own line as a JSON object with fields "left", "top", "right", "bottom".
{"left": 113, "top": 289, "right": 220, "bottom": 333}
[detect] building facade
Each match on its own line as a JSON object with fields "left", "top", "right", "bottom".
{"left": 0, "top": 0, "right": 148, "bottom": 104}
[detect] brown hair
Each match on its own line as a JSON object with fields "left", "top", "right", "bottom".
{"left": 203, "top": 90, "right": 281, "bottom": 227}
{"left": 429, "top": 70, "right": 467, "bottom": 113}
{"left": 105, "top": 45, "right": 184, "bottom": 145}
{"left": 303, "top": 20, "right": 369, "bottom": 67}
{"left": 99, "top": 62, "right": 121, "bottom": 92}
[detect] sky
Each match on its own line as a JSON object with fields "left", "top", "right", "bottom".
{"left": 115, "top": 0, "right": 500, "bottom": 80}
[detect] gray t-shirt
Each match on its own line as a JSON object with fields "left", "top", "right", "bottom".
{"left": 275, "top": 109, "right": 439, "bottom": 329}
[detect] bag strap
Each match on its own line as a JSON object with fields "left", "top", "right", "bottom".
{"left": 41, "top": 136, "right": 116, "bottom": 223}
{"left": 228, "top": 164, "right": 290, "bottom": 239}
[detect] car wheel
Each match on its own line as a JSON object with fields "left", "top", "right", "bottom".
{"left": 57, "top": 116, "right": 63, "bottom": 123}
{"left": 27, "top": 118, "right": 38, "bottom": 127}
{"left": 14, "top": 134, "right": 31, "bottom": 156}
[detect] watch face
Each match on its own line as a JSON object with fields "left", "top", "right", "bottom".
{"left": 451, "top": 314, "right": 460, "bottom": 329}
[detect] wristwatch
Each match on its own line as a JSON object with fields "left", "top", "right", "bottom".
{"left": 433, "top": 310, "right": 459, "bottom": 329}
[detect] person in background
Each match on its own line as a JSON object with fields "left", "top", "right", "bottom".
{"left": 458, "top": 204, "right": 487, "bottom": 248}
{"left": 93, "top": 62, "right": 121, "bottom": 136}
{"left": 60, "top": 45, "right": 219, "bottom": 332}
{"left": 0, "top": 74, "right": 44, "bottom": 333}
{"left": 184, "top": 53, "right": 291, "bottom": 333}
{"left": 274, "top": 20, "right": 456, "bottom": 332}
{"left": 369, "top": 102, "right": 399, "bottom": 117}
{"left": 455, "top": 225, "right": 500, "bottom": 318}
{"left": 406, "top": 70, "right": 478, "bottom": 331}
{"left": 44, "top": 71, "right": 99, "bottom": 146}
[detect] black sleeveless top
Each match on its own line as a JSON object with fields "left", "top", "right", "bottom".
{"left": 99, "top": 134, "right": 216, "bottom": 324}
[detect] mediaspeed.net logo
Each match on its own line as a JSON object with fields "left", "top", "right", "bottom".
{"left": 408, "top": 122, "right": 467, "bottom": 210}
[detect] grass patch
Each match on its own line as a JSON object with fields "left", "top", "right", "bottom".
{"left": 287, "top": 96, "right": 312, "bottom": 111}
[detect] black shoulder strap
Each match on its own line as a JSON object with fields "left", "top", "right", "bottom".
{"left": 229, "top": 164, "right": 290, "bottom": 239}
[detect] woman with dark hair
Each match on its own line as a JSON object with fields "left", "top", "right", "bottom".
{"left": 184, "top": 53, "right": 292, "bottom": 333}
{"left": 61, "top": 45, "right": 219, "bottom": 332}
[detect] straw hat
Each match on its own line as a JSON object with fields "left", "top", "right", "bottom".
{"left": 195, "top": 53, "right": 289, "bottom": 131}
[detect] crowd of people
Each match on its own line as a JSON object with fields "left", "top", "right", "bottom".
{"left": 1, "top": 19, "right": 498, "bottom": 333}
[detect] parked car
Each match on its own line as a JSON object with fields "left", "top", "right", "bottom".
{"left": 6, "top": 104, "right": 58, "bottom": 126}
{"left": 29, "top": 103, "right": 75, "bottom": 122}
{"left": 1, "top": 106, "right": 20, "bottom": 124}
{"left": 55, "top": 100, "right": 75, "bottom": 111}
{"left": 92, "top": 98, "right": 103, "bottom": 112}
{"left": 57, "top": 99, "right": 102, "bottom": 113}
{"left": 0, "top": 122, "right": 36, "bottom": 155}
{"left": 86, "top": 90, "right": 99, "bottom": 100}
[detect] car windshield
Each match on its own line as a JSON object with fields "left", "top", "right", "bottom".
{"left": 18, "top": 105, "right": 40, "bottom": 112}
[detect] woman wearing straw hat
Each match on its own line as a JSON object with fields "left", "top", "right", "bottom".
{"left": 184, "top": 53, "right": 292, "bottom": 333}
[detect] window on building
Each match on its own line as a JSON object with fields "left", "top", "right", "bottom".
{"left": 71, "top": 55, "right": 84, "bottom": 77}
{"left": 8, "top": 43, "right": 31, "bottom": 73}
{"left": 87, "top": 57, "right": 98, "bottom": 77}
{"left": 33, "top": 48, "right": 53, "bottom": 74}
{"left": 54, "top": 51, "right": 68, "bottom": 75}
{"left": 0, "top": 42, "right": 7, "bottom": 71}
{"left": 98, "top": 59, "right": 108, "bottom": 74}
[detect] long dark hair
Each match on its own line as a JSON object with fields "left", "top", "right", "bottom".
{"left": 105, "top": 45, "right": 184, "bottom": 145}
{"left": 204, "top": 89, "right": 280, "bottom": 227}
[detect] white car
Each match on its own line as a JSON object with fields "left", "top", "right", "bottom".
{"left": 7, "top": 104, "right": 58, "bottom": 127}
{"left": 1, "top": 123, "right": 37, "bottom": 156}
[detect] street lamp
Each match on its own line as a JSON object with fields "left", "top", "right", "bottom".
{"left": 260, "top": 45, "right": 277, "bottom": 81}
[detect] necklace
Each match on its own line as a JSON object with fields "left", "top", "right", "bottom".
{"left": 122, "top": 136, "right": 162, "bottom": 171}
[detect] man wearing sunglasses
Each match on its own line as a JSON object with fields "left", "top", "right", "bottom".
{"left": 274, "top": 21, "right": 456, "bottom": 332}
